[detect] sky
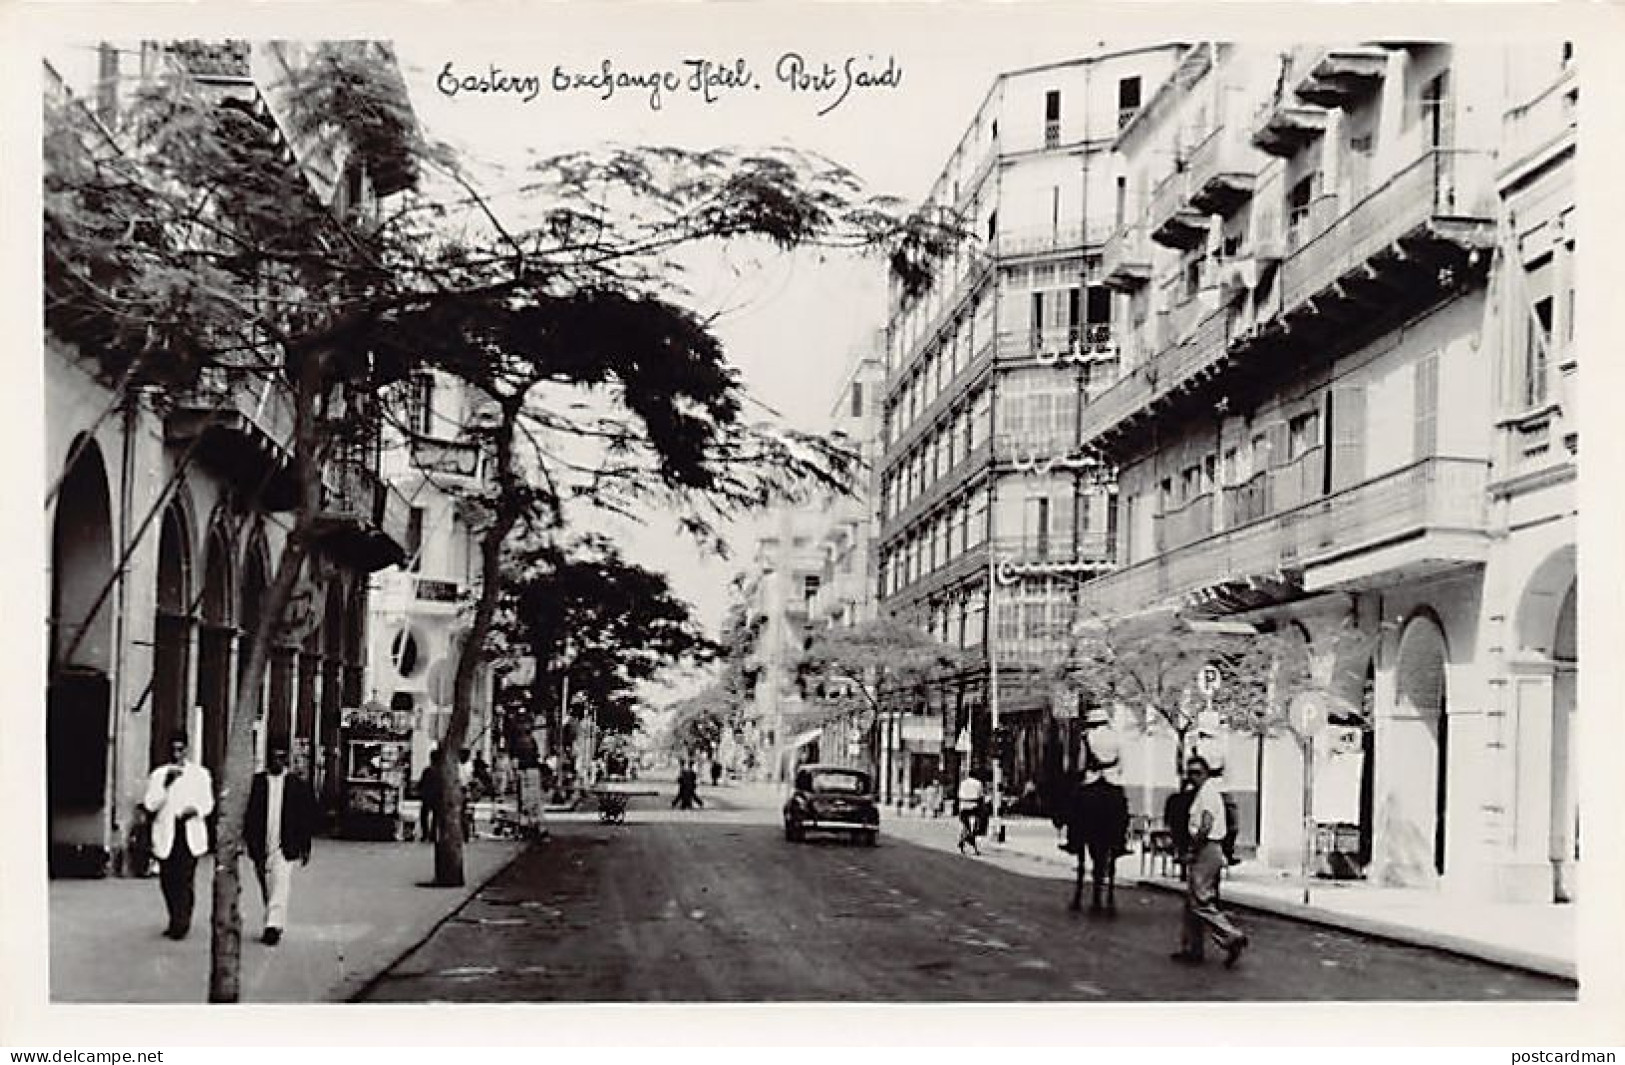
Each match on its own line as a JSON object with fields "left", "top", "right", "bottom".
{"left": 389, "top": 11, "right": 1139, "bottom": 648}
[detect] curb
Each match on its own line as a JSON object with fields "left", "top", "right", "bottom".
{"left": 1128, "top": 875, "right": 1576, "bottom": 983}
{"left": 341, "top": 842, "right": 530, "bottom": 1002}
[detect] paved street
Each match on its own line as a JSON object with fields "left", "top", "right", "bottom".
{"left": 360, "top": 783, "right": 1573, "bottom": 1002}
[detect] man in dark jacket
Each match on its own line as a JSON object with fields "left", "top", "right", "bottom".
{"left": 244, "top": 743, "right": 316, "bottom": 945}
{"left": 417, "top": 748, "right": 443, "bottom": 843}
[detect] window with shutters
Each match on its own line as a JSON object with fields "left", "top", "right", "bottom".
{"left": 1414, "top": 352, "right": 1440, "bottom": 459}
{"left": 1118, "top": 76, "right": 1142, "bottom": 129}
{"left": 1045, "top": 90, "right": 1062, "bottom": 148}
{"left": 1526, "top": 295, "right": 1553, "bottom": 409}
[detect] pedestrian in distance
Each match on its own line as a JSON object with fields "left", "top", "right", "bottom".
{"left": 1162, "top": 773, "right": 1197, "bottom": 874}
{"left": 141, "top": 730, "right": 214, "bottom": 940}
{"left": 710, "top": 760, "right": 722, "bottom": 788}
{"left": 1170, "top": 752, "right": 1250, "bottom": 968}
{"left": 956, "top": 768, "right": 985, "bottom": 855}
{"left": 244, "top": 742, "right": 315, "bottom": 946}
{"left": 417, "top": 748, "right": 443, "bottom": 843}
{"left": 672, "top": 762, "right": 704, "bottom": 809}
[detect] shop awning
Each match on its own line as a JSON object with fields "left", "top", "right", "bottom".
{"left": 789, "top": 728, "right": 823, "bottom": 749}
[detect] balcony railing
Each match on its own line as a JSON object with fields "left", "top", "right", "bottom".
{"left": 164, "top": 363, "right": 300, "bottom": 510}
{"left": 993, "top": 220, "right": 1113, "bottom": 259}
{"left": 1148, "top": 169, "right": 1206, "bottom": 249}
{"left": 887, "top": 250, "right": 994, "bottom": 398}
{"left": 1184, "top": 125, "right": 1259, "bottom": 217}
{"left": 1500, "top": 64, "right": 1577, "bottom": 176}
{"left": 880, "top": 442, "right": 992, "bottom": 546}
{"left": 1250, "top": 74, "right": 1330, "bottom": 158}
{"left": 1156, "top": 493, "right": 1213, "bottom": 552}
{"left": 882, "top": 333, "right": 994, "bottom": 469}
{"left": 1081, "top": 456, "right": 1489, "bottom": 614}
{"left": 1101, "top": 222, "right": 1152, "bottom": 290}
{"left": 994, "top": 324, "right": 1116, "bottom": 368}
{"left": 991, "top": 534, "right": 1114, "bottom": 572}
{"left": 1079, "top": 303, "right": 1230, "bottom": 449}
{"left": 1279, "top": 149, "right": 1494, "bottom": 316}
{"left": 886, "top": 539, "right": 989, "bottom": 606}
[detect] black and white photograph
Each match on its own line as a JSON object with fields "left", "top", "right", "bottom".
{"left": 5, "top": 0, "right": 1622, "bottom": 1048}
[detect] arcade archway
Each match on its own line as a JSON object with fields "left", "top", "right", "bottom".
{"left": 48, "top": 437, "right": 115, "bottom": 873}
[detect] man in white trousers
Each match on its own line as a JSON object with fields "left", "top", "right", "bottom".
{"left": 142, "top": 730, "right": 214, "bottom": 939}
{"left": 244, "top": 742, "right": 316, "bottom": 945}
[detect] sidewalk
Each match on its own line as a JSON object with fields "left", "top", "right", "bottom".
{"left": 50, "top": 837, "right": 523, "bottom": 1003}
{"left": 879, "top": 807, "right": 1577, "bottom": 982}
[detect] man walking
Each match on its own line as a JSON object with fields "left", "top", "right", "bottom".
{"left": 1170, "top": 752, "right": 1249, "bottom": 968}
{"left": 956, "top": 767, "right": 985, "bottom": 855}
{"left": 245, "top": 742, "right": 316, "bottom": 945}
{"left": 142, "top": 730, "right": 214, "bottom": 940}
{"left": 417, "top": 748, "right": 443, "bottom": 843}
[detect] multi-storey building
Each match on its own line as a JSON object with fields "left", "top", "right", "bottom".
{"left": 809, "top": 334, "right": 887, "bottom": 632}
{"left": 735, "top": 509, "right": 840, "bottom": 776}
{"left": 874, "top": 46, "right": 1185, "bottom": 797}
{"left": 1078, "top": 41, "right": 1577, "bottom": 903}
{"left": 44, "top": 41, "right": 412, "bottom": 875}
{"left": 365, "top": 368, "right": 497, "bottom": 781}
{"left": 879, "top": 41, "right": 1578, "bottom": 903}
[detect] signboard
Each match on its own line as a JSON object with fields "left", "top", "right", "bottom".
{"left": 1196, "top": 664, "right": 1223, "bottom": 697}
{"left": 1050, "top": 683, "right": 1079, "bottom": 721}
{"left": 415, "top": 578, "right": 463, "bottom": 602}
{"left": 342, "top": 703, "right": 413, "bottom": 734}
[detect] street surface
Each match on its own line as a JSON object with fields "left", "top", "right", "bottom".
{"left": 360, "top": 781, "right": 1574, "bottom": 1002}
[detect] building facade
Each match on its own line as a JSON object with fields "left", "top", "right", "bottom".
{"left": 44, "top": 41, "right": 412, "bottom": 876}
{"left": 879, "top": 41, "right": 1577, "bottom": 904}
{"left": 874, "top": 46, "right": 1185, "bottom": 800}
{"left": 365, "top": 368, "right": 497, "bottom": 782}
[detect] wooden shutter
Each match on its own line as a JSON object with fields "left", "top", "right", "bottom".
{"left": 1331, "top": 384, "right": 1367, "bottom": 492}
{"left": 1414, "top": 352, "right": 1439, "bottom": 459}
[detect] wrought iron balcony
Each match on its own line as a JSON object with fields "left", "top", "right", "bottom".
{"left": 991, "top": 535, "right": 1115, "bottom": 580}
{"left": 1101, "top": 222, "right": 1152, "bottom": 291}
{"left": 1148, "top": 169, "right": 1207, "bottom": 250}
{"left": 163, "top": 365, "right": 300, "bottom": 510}
{"left": 1081, "top": 456, "right": 1489, "bottom": 617}
{"left": 885, "top": 540, "right": 989, "bottom": 607}
{"left": 994, "top": 325, "right": 1117, "bottom": 369}
{"left": 314, "top": 457, "right": 409, "bottom": 572}
{"left": 1293, "top": 47, "right": 1389, "bottom": 110}
{"left": 1184, "top": 125, "right": 1259, "bottom": 217}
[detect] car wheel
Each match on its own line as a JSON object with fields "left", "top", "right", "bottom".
{"left": 862, "top": 830, "right": 879, "bottom": 847}
{"left": 785, "top": 820, "right": 802, "bottom": 843}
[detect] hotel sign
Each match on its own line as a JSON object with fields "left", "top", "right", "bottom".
{"left": 415, "top": 578, "right": 463, "bottom": 602}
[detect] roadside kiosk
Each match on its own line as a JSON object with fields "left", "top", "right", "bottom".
{"left": 340, "top": 700, "right": 413, "bottom": 840}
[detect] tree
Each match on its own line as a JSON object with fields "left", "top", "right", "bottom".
{"left": 799, "top": 616, "right": 966, "bottom": 781}
{"left": 1059, "top": 611, "right": 1277, "bottom": 778}
{"left": 1225, "top": 616, "right": 1378, "bottom": 902}
{"left": 44, "top": 39, "right": 960, "bottom": 999}
{"left": 500, "top": 532, "right": 715, "bottom": 766}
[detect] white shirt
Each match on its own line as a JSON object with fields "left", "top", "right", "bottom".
{"left": 1188, "top": 780, "right": 1228, "bottom": 844}
{"left": 957, "top": 777, "right": 985, "bottom": 804}
{"left": 142, "top": 760, "right": 215, "bottom": 859}
{"left": 265, "top": 771, "right": 286, "bottom": 856}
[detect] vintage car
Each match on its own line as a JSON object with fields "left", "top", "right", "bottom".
{"left": 783, "top": 764, "right": 879, "bottom": 846}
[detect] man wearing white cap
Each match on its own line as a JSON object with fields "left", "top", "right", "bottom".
{"left": 1171, "top": 750, "right": 1249, "bottom": 967}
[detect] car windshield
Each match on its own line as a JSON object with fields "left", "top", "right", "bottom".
{"left": 810, "top": 771, "right": 868, "bottom": 794}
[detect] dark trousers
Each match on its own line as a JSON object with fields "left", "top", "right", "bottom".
{"left": 158, "top": 846, "right": 198, "bottom": 935}
{"left": 420, "top": 805, "right": 439, "bottom": 842}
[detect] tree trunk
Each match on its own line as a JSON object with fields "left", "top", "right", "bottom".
{"left": 432, "top": 402, "right": 520, "bottom": 887}
{"left": 207, "top": 351, "right": 324, "bottom": 1003}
